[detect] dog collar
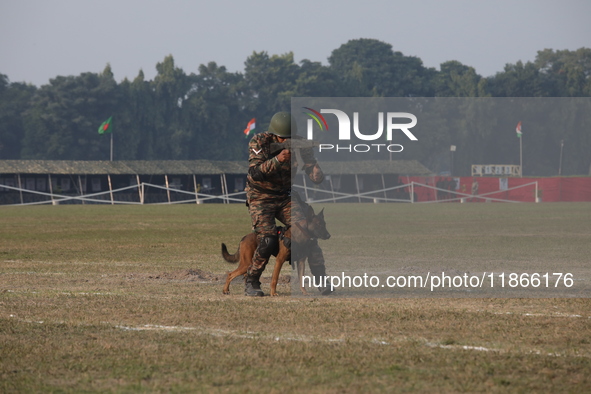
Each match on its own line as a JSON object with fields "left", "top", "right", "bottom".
{"left": 295, "top": 222, "right": 317, "bottom": 241}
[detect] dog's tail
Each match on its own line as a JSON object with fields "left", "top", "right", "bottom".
{"left": 221, "top": 242, "right": 240, "bottom": 263}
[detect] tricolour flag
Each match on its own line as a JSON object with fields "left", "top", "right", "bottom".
{"left": 516, "top": 121, "right": 522, "bottom": 138}
{"left": 98, "top": 116, "right": 113, "bottom": 135}
{"left": 243, "top": 118, "right": 256, "bottom": 138}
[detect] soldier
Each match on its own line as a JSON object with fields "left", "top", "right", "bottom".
{"left": 244, "top": 111, "right": 328, "bottom": 296}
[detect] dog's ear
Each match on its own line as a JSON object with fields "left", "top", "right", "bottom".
{"left": 318, "top": 208, "right": 324, "bottom": 218}
{"left": 306, "top": 205, "right": 315, "bottom": 219}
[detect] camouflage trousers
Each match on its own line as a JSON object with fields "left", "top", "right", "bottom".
{"left": 246, "top": 190, "right": 301, "bottom": 272}
{"left": 246, "top": 190, "right": 329, "bottom": 281}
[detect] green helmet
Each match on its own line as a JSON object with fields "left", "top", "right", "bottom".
{"left": 268, "top": 112, "right": 295, "bottom": 138}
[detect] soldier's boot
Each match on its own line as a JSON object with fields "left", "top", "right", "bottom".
{"left": 244, "top": 235, "right": 278, "bottom": 297}
{"left": 317, "top": 276, "right": 334, "bottom": 296}
{"left": 245, "top": 268, "right": 264, "bottom": 297}
{"left": 310, "top": 270, "right": 333, "bottom": 295}
{"left": 308, "top": 259, "right": 334, "bottom": 295}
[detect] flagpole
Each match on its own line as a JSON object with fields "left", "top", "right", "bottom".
{"left": 98, "top": 116, "right": 114, "bottom": 161}
{"left": 558, "top": 139, "right": 564, "bottom": 176}
{"left": 519, "top": 134, "right": 523, "bottom": 177}
{"left": 516, "top": 121, "right": 523, "bottom": 177}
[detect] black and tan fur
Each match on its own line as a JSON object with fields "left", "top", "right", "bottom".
{"left": 221, "top": 206, "right": 329, "bottom": 296}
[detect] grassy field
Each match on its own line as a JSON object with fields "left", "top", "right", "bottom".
{"left": 1, "top": 203, "right": 591, "bottom": 392}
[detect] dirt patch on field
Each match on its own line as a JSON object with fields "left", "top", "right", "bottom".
{"left": 149, "top": 269, "right": 225, "bottom": 282}
{"left": 127, "top": 269, "right": 291, "bottom": 284}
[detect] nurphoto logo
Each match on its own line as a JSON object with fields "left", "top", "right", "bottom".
{"left": 303, "top": 107, "right": 418, "bottom": 153}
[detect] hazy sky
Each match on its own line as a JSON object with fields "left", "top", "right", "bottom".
{"left": 1, "top": 0, "right": 590, "bottom": 87}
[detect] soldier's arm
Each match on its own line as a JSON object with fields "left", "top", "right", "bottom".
{"left": 300, "top": 146, "right": 324, "bottom": 184}
{"left": 248, "top": 135, "right": 289, "bottom": 182}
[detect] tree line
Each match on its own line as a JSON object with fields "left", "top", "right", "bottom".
{"left": 1, "top": 39, "right": 590, "bottom": 176}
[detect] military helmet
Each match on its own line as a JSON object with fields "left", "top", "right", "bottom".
{"left": 268, "top": 111, "right": 295, "bottom": 138}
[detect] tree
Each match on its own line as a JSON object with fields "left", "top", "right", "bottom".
{"left": 328, "top": 38, "right": 436, "bottom": 97}
{"left": 116, "top": 69, "right": 156, "bottom": 159}
{"left": 535, "top": 48, "right": 591, "bottom": 97}
{"left": 435, "top": 61, "right": 486, "bottom": 97}
{"left": 21, "top": 65, "right": 119, "bottom": 160}
{"left": 182, "top": 62, "right": 245, "bottom": 160}
{"left": 242, "top": 51, "right": 300, "bottom": 128}
{"left": 487, "top": 61, "right": 544, "bottom": 97}
{"left": 149, "top": 55, "right": 192, "bottom": 159}
{"left": 293, "top": 59, "right": 342, "bottom": 97}
{"left": 0, "top": 74, "right": 36, "bottom": 159}
{"left": 2, "top": 40, "right": 589, "bottom": 176}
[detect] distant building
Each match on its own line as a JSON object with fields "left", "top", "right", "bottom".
{"left": 0, "top": 160, "right": 433, "bottom": 205}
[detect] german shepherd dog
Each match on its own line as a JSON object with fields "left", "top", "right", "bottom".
{"left": 220, "top": 206, "right": 330, "bottom": 296}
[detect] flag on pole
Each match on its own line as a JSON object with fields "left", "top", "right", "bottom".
{"left": 516, "top": 121, "right": 522, "bottom": 138}
{"left": 243, "top": 118, "right": 256, "bottom": 138}
{"left": 98, "top": 116, "right": 113, "bottom": 135}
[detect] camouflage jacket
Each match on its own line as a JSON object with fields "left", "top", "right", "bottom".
{"left": 246, "top": 132, "right": 324, "bottom": 195}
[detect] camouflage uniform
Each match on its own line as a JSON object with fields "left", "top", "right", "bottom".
{"left": 246, "top": 131, "right": 327, "bottom": 291}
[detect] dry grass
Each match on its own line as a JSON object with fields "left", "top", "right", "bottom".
{"left": 1, "top": 203, "right": 591, "bottom": 392}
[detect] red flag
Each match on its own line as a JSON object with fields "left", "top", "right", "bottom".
{"left": 516, "top": 121, "right": 522, "bottom": 138}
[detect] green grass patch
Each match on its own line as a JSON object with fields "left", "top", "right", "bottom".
{"left": 1, "top": 203, "right": 591, "bottom": 392}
